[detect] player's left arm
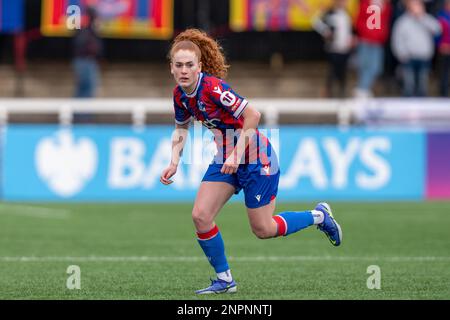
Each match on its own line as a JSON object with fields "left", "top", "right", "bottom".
{"left": 221, "top": 104, "right": 261, "bottom": 174}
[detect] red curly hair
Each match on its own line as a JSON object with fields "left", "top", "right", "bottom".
{"left": 169, "top": 28, "right": 229, "bottom": 79}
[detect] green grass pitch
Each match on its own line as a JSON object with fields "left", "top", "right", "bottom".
{"left": 0, "top": 201, "right": 449, "bottom": 299}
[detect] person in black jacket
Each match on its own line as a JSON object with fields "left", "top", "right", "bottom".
{"left": 72, "top": 6, "right": 103, "bottom": 98}
{"left": 313, "top": 0, "right": 356, "bottom": 98}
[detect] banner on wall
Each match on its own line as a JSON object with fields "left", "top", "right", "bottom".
{"left": 426, "top": 133, "right": 450, "bottom": 199}
{"left": 230, "top": 0, "right": 358, "bottom": 32}
{"left": 2, "top": 125, "right": 426, "bottom": 201}
{"left": 0, "top": 0, "right": 24, "bottom": 33}
{"left": 41, "top": 0, "right": 173, "bottom": 39}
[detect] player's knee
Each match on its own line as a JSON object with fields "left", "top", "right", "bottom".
{"left": 251, "top": 226, "right": 273, "bottom": 239}
{"left": 192, "top": 207, "right": 213, "bottom": 230}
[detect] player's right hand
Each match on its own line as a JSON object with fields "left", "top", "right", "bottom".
{"left": 160, "top": 164, "right": 177, "bottom": 185}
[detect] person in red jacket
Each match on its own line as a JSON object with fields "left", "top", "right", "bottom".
{"left": 354, "top": 0, "right": 393, "bottom": 98}
{"left": 437, "top": 0, "right": 450, "bottom": 96}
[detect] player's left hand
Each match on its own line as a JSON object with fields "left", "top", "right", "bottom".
{"left": 221, "top": 155, "right": 239, "bottom": 175}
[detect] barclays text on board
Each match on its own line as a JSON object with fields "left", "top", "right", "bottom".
{"left": 2, "top": 125, "right": 429, "bottom": 201}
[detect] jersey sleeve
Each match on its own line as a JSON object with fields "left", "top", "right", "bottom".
{"left": 173, "top": 96, "right": 192, "bottom": 125}
{"left": 209, "top": 80, "right": 249, "bottom": 119}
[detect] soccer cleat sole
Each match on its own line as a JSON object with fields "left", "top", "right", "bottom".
{"left": 196, "top": 286, "right": 237, "bottom": 295}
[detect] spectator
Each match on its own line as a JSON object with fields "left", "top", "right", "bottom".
{"left": 437, "top": 0, "right": 450, "bottom": 96}
{"left": 313, "top": 0, "right": 355, "bottom": 98}
{"left": 72, "top": 6, "right": 103, "bottom": 98}
{"left": 423, "top": 0, "right": 441, "bottom": 14}
{"left": 391, "top": 0, "right": 441, "bottom": 97}
{"left": 354, "top": 0, "right": 393, "bottom": 98}
{"left": 383, "top": 0, "right": 407, "bottom": 95}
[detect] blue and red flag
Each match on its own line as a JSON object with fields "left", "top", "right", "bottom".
{"left": 0, "top": 0, "right": 24, "bottom": 33}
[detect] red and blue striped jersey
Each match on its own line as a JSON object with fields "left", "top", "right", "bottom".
{"left": 173, "top": 73, "right": 272, "bottom": 165}
{"left": 173, "top": 73, "right": 248, "bottom": 129}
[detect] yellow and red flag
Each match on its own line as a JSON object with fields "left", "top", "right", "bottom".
{"left": 230, "top": 0, "right": 358, "bottom": 32}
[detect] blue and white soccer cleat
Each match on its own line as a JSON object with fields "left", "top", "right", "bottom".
{"left": 315, "top": 202, "right": 343, "bottom": 246}
{"left": 195, "top": 278, "right": 237, "bottom": 295}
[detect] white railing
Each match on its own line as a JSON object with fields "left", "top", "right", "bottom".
{"left": 0, "top": 98, "right": 449, "bottom": 127}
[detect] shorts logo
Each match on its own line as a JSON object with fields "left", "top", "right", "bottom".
{"left": 220, "top": 91, "right": 237, "bottom": 107}
{"left": 255, "top": 195, "right": 261, "bottom": 202}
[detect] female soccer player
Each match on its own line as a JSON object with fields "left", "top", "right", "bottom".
{"left": 160, "top": 29, "right": 342, "bottom": 294}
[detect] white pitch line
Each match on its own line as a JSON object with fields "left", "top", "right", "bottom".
{"left": 0, "top": 256, "right": 448, "bottom": 263}
{"left": 0, "top": 204, "right": 71, "bottom": 219}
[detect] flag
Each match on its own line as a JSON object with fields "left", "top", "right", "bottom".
{"left": 41, "top": 0, "right": 173, "bottom": 39}
{"left": 230, "top": 0, "right": 358, "bottom": 32}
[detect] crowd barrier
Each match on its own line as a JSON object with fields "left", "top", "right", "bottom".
{"left": 1, "top": 98, "right": 449, "bottom": 127}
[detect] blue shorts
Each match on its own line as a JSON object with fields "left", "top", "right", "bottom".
{"left": 202, "top": 162, "right": 280, "bottom": 209}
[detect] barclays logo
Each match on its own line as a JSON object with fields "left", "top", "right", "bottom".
{"left": 35, "top": 130, "right": 98, "bottom": 197}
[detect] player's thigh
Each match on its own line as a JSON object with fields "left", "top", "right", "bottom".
{"left": 241, "top": 164, "right": 279, "bottom": 236}
{"left": 193, "top": 181, "right": 236, "bottom": 222}
{"left": 246, "top": 198, "right": 276, "bottom": 234}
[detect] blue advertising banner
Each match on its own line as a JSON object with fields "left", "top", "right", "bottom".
{"left": 2, "top": 125, "right": 425, "bottom": 201}
{"left": 276, "top": 126, "right": 425, "bottom": 200}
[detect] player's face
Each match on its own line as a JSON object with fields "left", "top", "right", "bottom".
{"left": 171, "top": 49, "right": 202, "bottom": 93}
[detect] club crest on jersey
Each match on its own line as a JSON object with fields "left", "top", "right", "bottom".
{"left": 197, "top": 101, "right": 206, "bottom": 112}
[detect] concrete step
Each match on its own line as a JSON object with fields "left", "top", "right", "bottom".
{"left": 3, "top": 61, "right": 439, "bottom": 98}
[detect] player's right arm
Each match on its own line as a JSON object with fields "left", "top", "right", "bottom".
{"left": 160, "top": 93, "right": 192, "bottom": 185}
{"left": 160, "top": 122, "right": 190, "bottom": 185}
